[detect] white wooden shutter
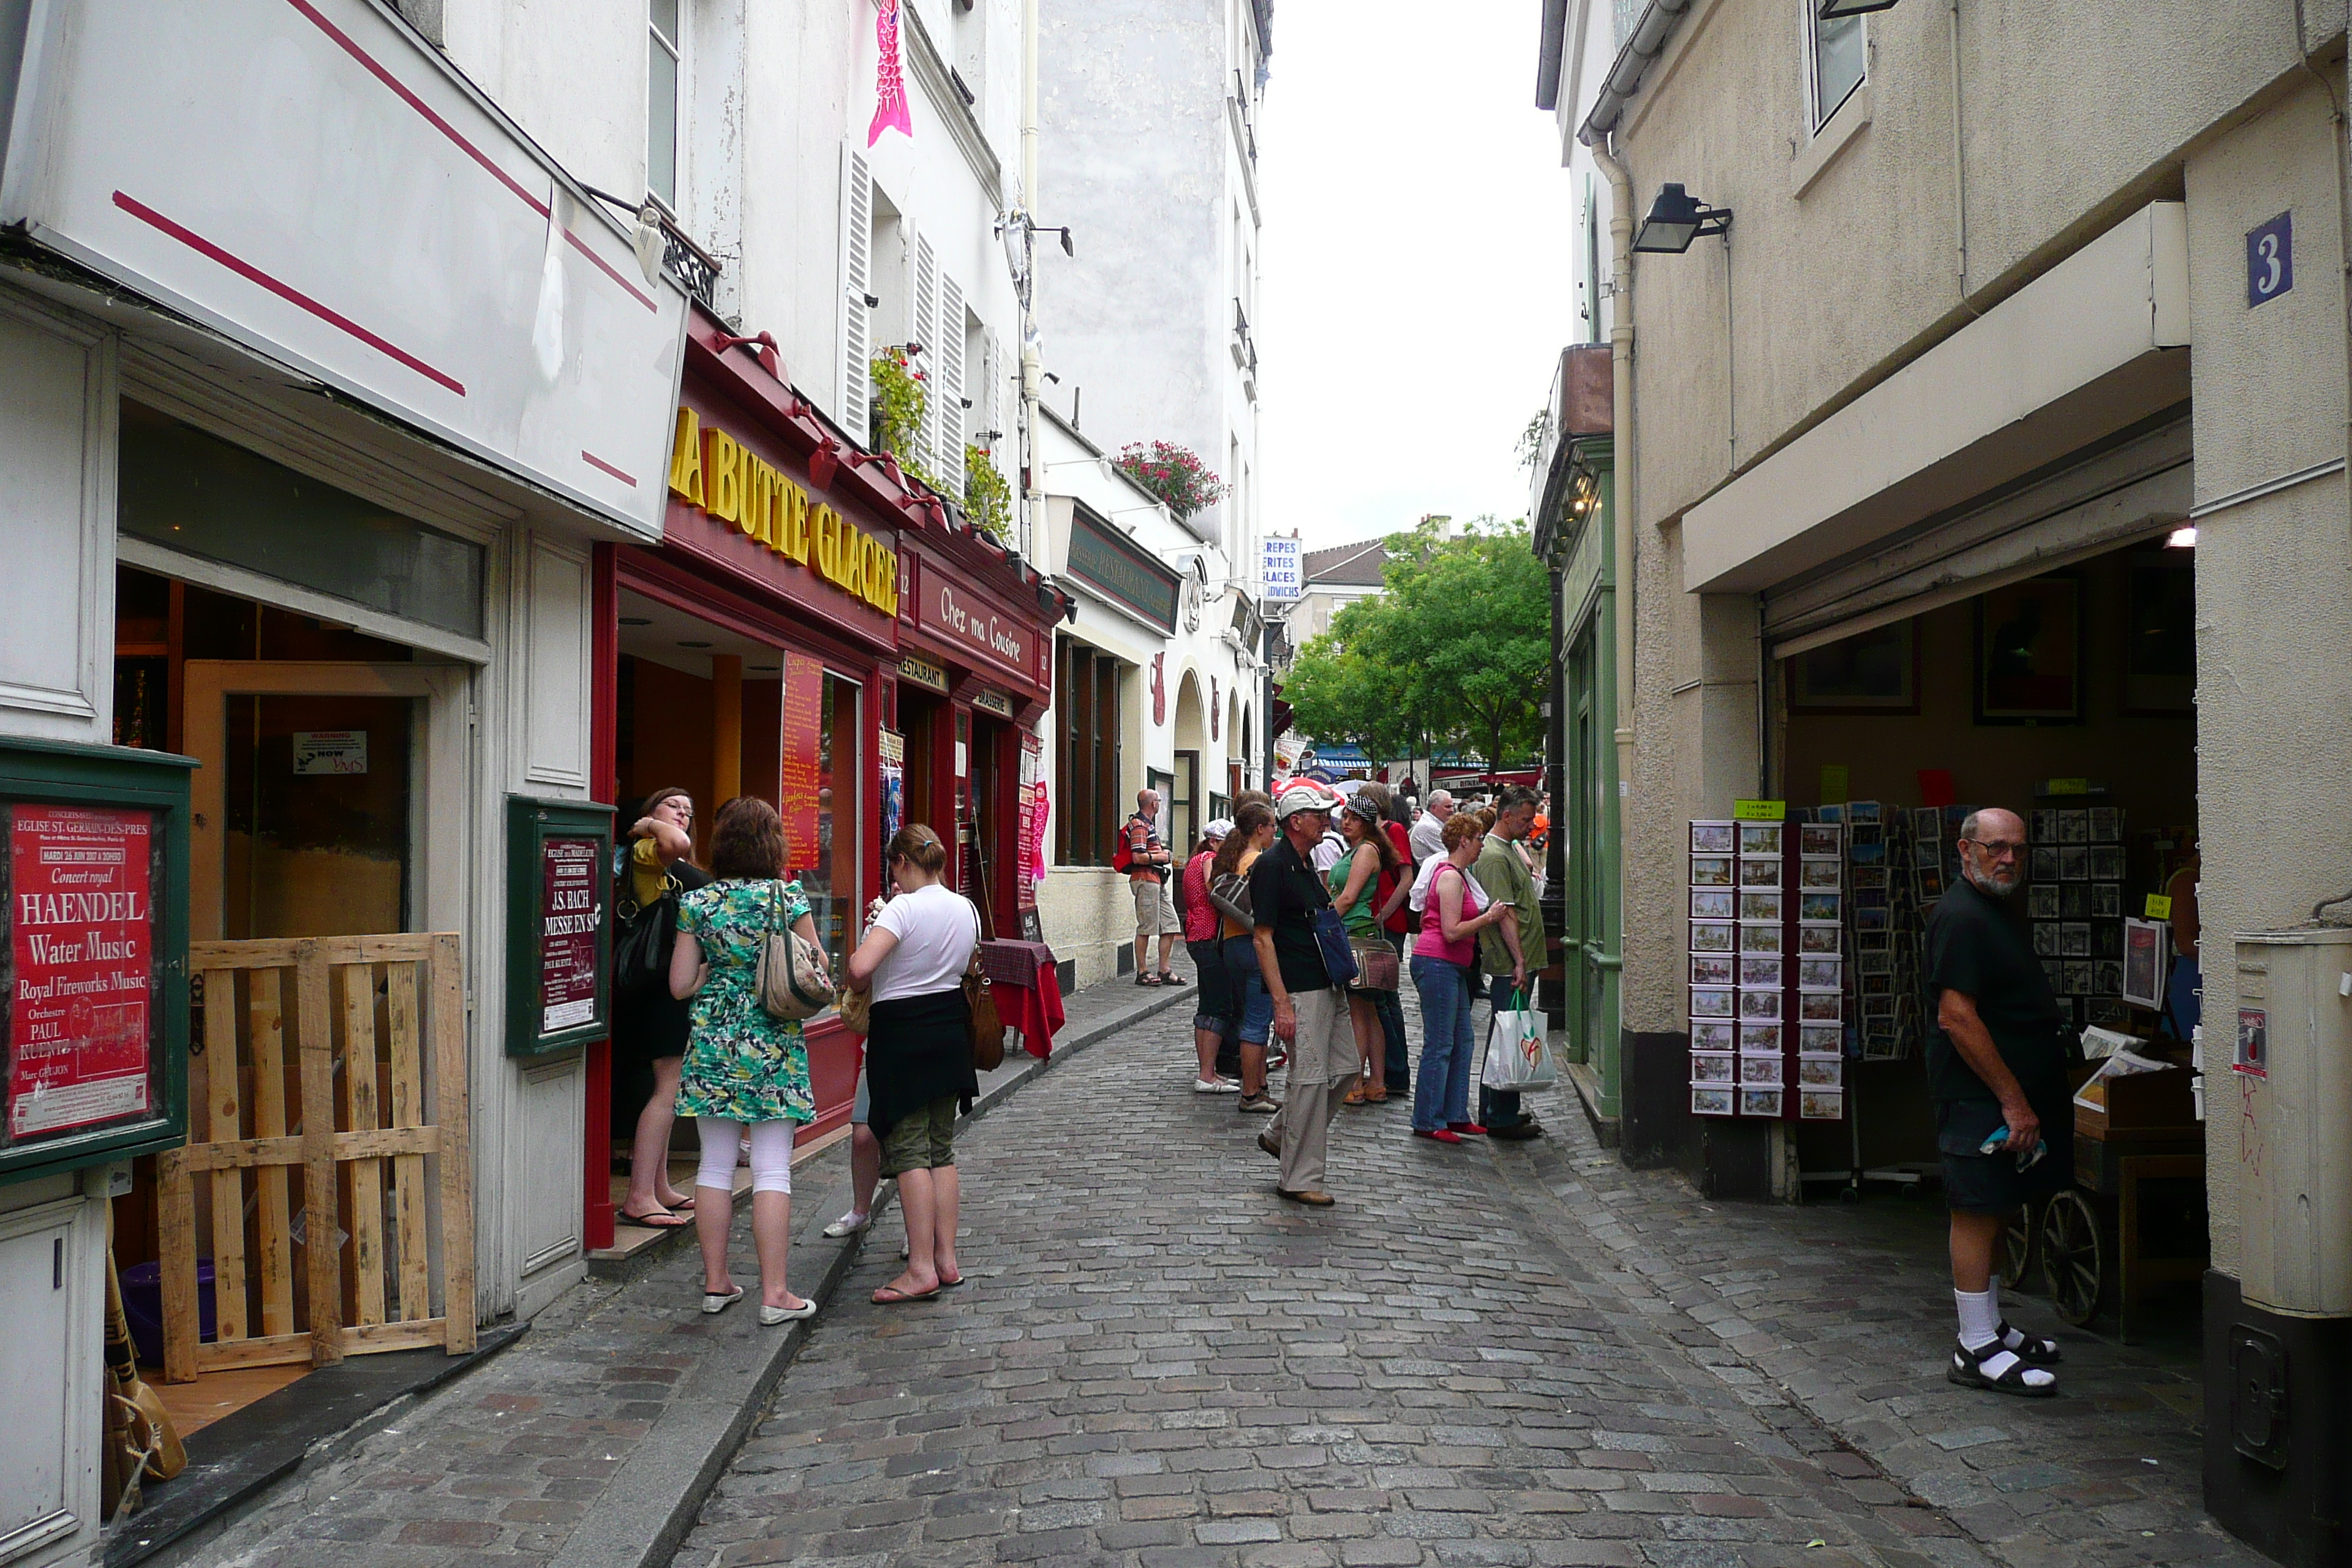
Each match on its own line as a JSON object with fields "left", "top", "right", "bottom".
{"left": 984, "top": 328, "right": 1003, "bottom": 450}
{"left": 911, "top": 230, "right": 940, "bottom": 477}
{"left": 938, "top": 275, "right": 966, "bottom": 483}
{"left": 838, "top": 145, "right": 872, "bottom": 444}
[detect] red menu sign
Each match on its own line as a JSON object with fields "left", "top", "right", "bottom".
{"left": 780, "top": 652, "right": 824, "bottom": 871}
{"left": 540, "top": 835, "right": 603, "bottom": 1034}
{"left": 9, "top": 807, "right": 155, "bottom": 1139}
{"left": 909, "top": 557, "right": 1047, "bottom": 690}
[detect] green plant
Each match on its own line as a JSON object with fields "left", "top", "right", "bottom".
{"left": 1515, "top": 409, "right": 1550, "bottom": 475}
{"left": 964, "top": 443, "right": 1014, "bottom": 542}
{"left": 869, "top": 347, "right": 943, "bottom": 491}
{"left": 1113, "top": 440, "right": 1229, "bottom": 519}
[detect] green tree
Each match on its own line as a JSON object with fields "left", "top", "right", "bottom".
{"left": 1285, "top": 516, "right": 1549, "bottom": 776}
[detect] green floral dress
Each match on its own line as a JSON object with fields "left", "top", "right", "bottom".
{"left": 672, "top": 878, "right": 815, "bottom": 1124}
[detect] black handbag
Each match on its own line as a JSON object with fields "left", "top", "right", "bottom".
{"left": 613, "top": 874, "right": 680, "bottom": 1002}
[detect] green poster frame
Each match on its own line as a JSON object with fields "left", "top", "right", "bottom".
{"left": 0, "top": 737, "right": 195, "bottom": 1186}
{"left": 503, "top": 796, "right": 616, "bottom": 1058}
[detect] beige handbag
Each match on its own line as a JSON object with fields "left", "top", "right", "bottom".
{"left": 754, "top": 881, "right": 835, "bottom": 1022}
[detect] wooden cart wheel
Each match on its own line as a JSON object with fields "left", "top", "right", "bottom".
{"left": 1998, "top": 1202, "right": 2040, "bottom": 1292}
{"left": 2039, "top": 1189, "right": 2116, "bottom": 1326}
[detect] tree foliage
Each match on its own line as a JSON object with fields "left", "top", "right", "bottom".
{"left": 1282, "top": 516, "right": 1550, "bottom": 773}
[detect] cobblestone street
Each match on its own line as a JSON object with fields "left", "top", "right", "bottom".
{"left": 675, "top": 989, "right": 2219, "bottom": 1568}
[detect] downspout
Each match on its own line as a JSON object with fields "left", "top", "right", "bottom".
{"left": 1590, "top": 131, "right": 1637, "bottom": 815}
{"left": 1947, "top": 0, "right": 1982, "bottom": 316}
{"left": 1020, "top": 0, "right": 1046, "bottom": 569}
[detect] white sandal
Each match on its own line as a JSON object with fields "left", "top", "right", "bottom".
{"left": 701, "top": 1285, "right": 744, "bottom": 1315}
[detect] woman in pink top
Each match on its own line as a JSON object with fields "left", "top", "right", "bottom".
{"left": 1182, "top": 821, "right": 1239, "bottom": 1092}
{"left": 1410, "top": 813, "right": 1508, "bottom": 1142}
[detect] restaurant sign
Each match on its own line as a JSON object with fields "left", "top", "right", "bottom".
{"left": 1066, "top": 505, "right": 1181, "bottom": 631}
{"left": 669, "top": 406, "right": 898, "bottom": 615}
{"left": 910, "top": 557, "right": 1047, "bottom": 689}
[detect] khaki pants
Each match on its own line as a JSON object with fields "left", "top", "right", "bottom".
{"left": 1270, "top": 985, "right": 1355, "bottom": 1194}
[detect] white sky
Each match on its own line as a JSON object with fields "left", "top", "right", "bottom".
{"left": 1256, "top": 0, "right": 1582, "bottom": 554}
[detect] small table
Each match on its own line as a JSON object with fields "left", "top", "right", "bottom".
{"left": 979, "top": 939, "right": 1063, "bottom": 1058}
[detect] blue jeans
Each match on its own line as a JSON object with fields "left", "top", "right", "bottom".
{"left": 1480, "top": 973, "right": 1529, "bottom": 1130}
{"left": 1410, "top": 953, "right": 1477, "bottom": 1133}
{"left": 1222, "top": 935, "right": 1274, "bottom": 1045}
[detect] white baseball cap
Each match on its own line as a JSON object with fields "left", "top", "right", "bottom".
{"left": 1275, "top": 781, "right": 1333, "bottom": 820}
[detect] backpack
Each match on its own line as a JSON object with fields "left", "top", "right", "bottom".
{"left": 1112, "top": 815, "right": 1145, "bottom": 874}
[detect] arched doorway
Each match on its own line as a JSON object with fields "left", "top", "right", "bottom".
{"left": 1172, "top": 668, "right": 1207, "bottom": 855}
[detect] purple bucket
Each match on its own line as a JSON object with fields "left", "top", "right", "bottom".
{"left": 119, "top": 1259, "right": 216, "bottom": 1367}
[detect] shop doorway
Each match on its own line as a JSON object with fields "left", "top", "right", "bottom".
{"left": 1774, "top": 541, "right": 2202, "bottom": 1333}
{"left": 969, "top": 712, "right": 1017, "bottom": 939}
{"left": 897, "top": 686, "right": 949, "bottom": 848}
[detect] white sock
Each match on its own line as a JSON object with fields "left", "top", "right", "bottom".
{"left": 1955, "top": 1287, "right": 1999, "bottom": 1350}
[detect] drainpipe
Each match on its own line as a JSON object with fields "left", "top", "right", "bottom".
{"left": 1589, "top": 132, "right": 1637, "bottom": 818}
{"left": 1020, "top": 0, "right": 1046, "bottom": 570}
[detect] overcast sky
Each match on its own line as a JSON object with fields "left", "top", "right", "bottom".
{"left": 1256, "top": 0, "right": 1582, "bottom": 554}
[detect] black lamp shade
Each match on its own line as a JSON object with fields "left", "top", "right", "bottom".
{"left": 1817, "top": 0, "right": 1898, "bottom": 15}
{"left": 1633, "top": 182, "right": 1704, "bottom": 254}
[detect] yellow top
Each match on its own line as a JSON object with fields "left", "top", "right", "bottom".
{"left": 630, "top": 836, "right": 668, "bottom": 908}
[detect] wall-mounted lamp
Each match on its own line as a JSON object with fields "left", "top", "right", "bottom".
{"left": 1818, "top": 0, "right": 1898, "bottom": 17}
{"left": 2166, "top": 525, "right": 2198, "bottom": 549}
{"left": 1632, "top": 183, "right": 1733, "bottom": 255}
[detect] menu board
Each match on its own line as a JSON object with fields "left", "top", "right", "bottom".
{"left": 781, "top": 652, "right": 824, "bottom": 872}
{"left": 8, "top": 806, "right": 158, "bottom": 1139}
{"left": 539, "top": 835, "right": 603, "bottom": 1033}
{"left": 1017, "top": 731, "right": 1044, "bottom": 913}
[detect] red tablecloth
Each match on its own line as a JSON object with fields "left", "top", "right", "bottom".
{"left": 989, "top": 960, "right": 1065, "bottom": 1058}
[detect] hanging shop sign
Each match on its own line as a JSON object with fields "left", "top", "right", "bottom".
{"left": 971, "top": 690, "right": 1017, "bottom": 719}
{"left": 0, "top": 0, "right": 687, "bottom": 539}
{"left": 503, "top": 797, "right": 614, "bottom": 1058}
{"left": 668, "top": 405, "right": 900, "bottom": 616}
{"left": 0, "top": 740, "right": 192, "bottom": 1183}
{"left": 1066, "top": 505, "right": 1181, "bottom": 631}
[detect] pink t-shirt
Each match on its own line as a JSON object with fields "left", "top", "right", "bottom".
{"left": 1415, "top": 862, "right": 1485, "bottom": 965}
{"left": 1181, "top": 851, "right": 1221, "bottom": 943}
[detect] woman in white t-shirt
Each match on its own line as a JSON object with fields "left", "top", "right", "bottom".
{"left": 844, "top": 824, "right": 981, "bottom": 1305}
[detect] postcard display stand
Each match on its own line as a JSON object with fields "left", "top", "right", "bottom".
{"left": 2029, "top": 804, "right": 2133, "bottom": 1027}
{"left": 1688, "top": 817, "right": 1847, "bottom": 1120}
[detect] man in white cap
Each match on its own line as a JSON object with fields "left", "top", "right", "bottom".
{"left": 1249, "top": 781, "right": 1354, "bottom": 1206}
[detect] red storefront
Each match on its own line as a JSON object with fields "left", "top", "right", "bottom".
{"left": 584, "top": 306, "right": 1056, "bottom": 1248}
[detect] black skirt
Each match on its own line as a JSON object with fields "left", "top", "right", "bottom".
{"left": 611, "top": 862, "right": 709, "bottom": 1070}
{"left": 865, "top": 988, "right": 979, "bottom": 1142}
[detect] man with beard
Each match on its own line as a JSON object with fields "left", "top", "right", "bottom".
{"left": 1927, "top": 807, "right": 2071, "bottom": 1396}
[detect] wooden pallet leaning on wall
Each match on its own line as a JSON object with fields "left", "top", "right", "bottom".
{"left": 156, "top": 934, "right": 473, "bottom": 1383}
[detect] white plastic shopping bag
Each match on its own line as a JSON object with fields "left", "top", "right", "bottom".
{"left": 1482, "top": 988, "right": 1556, "bottom": 1091}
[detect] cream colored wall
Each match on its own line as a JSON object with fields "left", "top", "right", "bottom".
{"left": 2182, "top": 78, "right": 2352, "bottom": 1277}
{"left": 1616, "top": 0, "right": 2334, "bottom": 533}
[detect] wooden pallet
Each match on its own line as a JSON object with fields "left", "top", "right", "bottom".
{"left": 156, "top": 935, "right": 473, "bottom": 1382}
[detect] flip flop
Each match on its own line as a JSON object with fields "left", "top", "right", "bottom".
{"left": 619, "top": 1206, "right": 693, "bottom": 1229}
{"left": 660, "top": 1194, "right": 696, "bottom": 1211}
{"left": 872, "top": 1283, "right": 941, "bottom": 1305}
{"left": 937, "top": 1273, "right": 966, "bottom": 1289}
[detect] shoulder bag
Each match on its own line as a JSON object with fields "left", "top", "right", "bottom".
{"left": 612, "top": 872, "right": 680, "bottom": 1003}
{"left": 1208, "top": 868, "right": 1254, "bottom": 928}
{"left": 962, "top": 903, "right": 1006, "bottom": 1071}
{"left": 755, "top": 881, "right": 837, "bottom": 1022}
{"left": 1303, "top": 854, "right": 1359, "bottom": 987}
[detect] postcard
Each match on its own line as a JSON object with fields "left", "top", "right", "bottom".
{"left": 2031, "top": 847, "right": 2061, "bottom": 882}
{"left": 2090, "top": 807, "right": 2121, "bottom": 843}
{"left": 1692, "top": 889, "right": 1736, "bottom": 920}
{"left": 1915, "top": 867, "right": 1945, "bottom": 900}
{"left": 1798, "top": 1021, "right": 1844, "bottom": 1055}
{"left": 1692, "top": 922, "right": 1738, "bottom": 957}
{"left": 1741, "top": 892, "right": 1785, "bottom": 922}
{"left": 2091, "top": 883, "right": 2122, "bottom": 919}
{"left": 1861, "top": 994, "right": 1896, "bottom": 1019}
{"left": 2062, "top": 883, "right": 2089, "bottom": 918}
{"left": 1847, "top": 802, "right": 1882, "bottom": 823}
{"left": 1738, "top": 1023, "right": 1784, "bottom": 1055}
{"left": 1854, "top": 905, "right": 1891, "bottom": 932}
{"left": 1692, "top": 987, "right": 1735, "bottom": 1019}
{"left": 1799, "top": 892, "right": 1842, "bottom": 924}
{"left": 1739, "top": 988, "right": 1785, "bottom": 1021}
{"left": 1741, "top": 1088, "right": 1785, "bottom": 1117}
{"left": 2095, "top": 921, "right": 2122, "bottom": 957}
{"left": 1800, "top": 859, "right": 1842, "bottom": 891}
{"left": 1741, "top": 1056, "right": 1784, "bottom": 1086}
{"left": 2060, "top": 845, "right": 2090, "bottom": 881}
{"left": 2089, "top": 845, "right": 2124, "bottom": 881}
{"left": 1691, "top": 1053, "right": 1735, "bottom": 1085}
{"left": 2064, "top": 960, "right": 2095, "bottom": 995}
{"left": 1692, "top": 1087, "right": 1735, "bottom": 1116}
{"left": 1798, "top": 957, "right": 1842, "bottom": 991}
{"left": 1692, "top": 821, "right": 1737, "bottom": 853}
{"left": 1798, "top": 926, "right": 1843, "bottom": 954}
{"left": 1690, "top": 854, "right": 1735, "bottom": 887}
{"left": 1739, "top": 955, "right": 1783, "bottom": 990}
{"left": 1740, "top": 857, "right": 1785, "bottom": 888}
{"left": 1800, "top": 1090, "right": 1844, "bottom": 1120}
{"left": 1858, "top": 947, "right": 1894, "bottom": 974}
{"left": 1692, "top": 954, "right": 1737, "bottom": 987}
{"left": 2043, "top": 957, "right": 2068, "bottom": 992}
{"left": 2032, "top": 809, "right": 2057, "bottom": 843}
{"left": 1739, "top": 823, "right": 1784, "bottom": 858}
{"left": 1739, "top": 923, "right": 1784, "bottom": 954}
{"left": 2060, "top": 810, "right": 2090, "bottom": 844}
{"left": 1798, "top": 1058, "right": 1843, "bottom": 1088}
{"left": 1801, "top": 992, "right": 1843, "bottom": 1022}
{"left": 2029, "top": 884, "right": 2060, "bottom": 919}
{"left": 2061, "top": 921, "right": 2092, "bottom": 957}
{"left": 2032, "top": 923, "right": 2060, "bottom": 957}
{"left": 1848, "top": 839, "right": 1888, "bottom": 867}
{"left": 1801, "top": 825, "right": 1843, "bottom": 858}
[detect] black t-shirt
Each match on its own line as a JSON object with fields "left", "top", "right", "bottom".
{"left": 1249, "top": 833, "right": 1333, "bottom": 994}
{"left": 1925, "top": 874, "right": 2069, "bottom": 1104}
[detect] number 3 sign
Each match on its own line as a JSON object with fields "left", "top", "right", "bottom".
{"left": 2247, "top": 211, "right": 2293, "bottom": 308}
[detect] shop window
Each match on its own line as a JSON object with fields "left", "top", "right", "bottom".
{"left": 1055, "top": 637, "right": 1125, "bottom": 864}
{"left": 1806, "top": 2, "right": 1865, "bottom": 132}
{"left": 648, "top": 0, "right": 681, "bottom": 209}
{"left": 803, "top": 671, "right": 862, "bottom": 959}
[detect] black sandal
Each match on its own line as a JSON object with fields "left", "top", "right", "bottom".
{"left": 1947, "top": 1338, "right": 2058, "bottom": 1398}
{"left": 1994, "top": 1319, "right": 2062, "bottom": 1365}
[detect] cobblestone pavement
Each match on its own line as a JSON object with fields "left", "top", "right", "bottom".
{"left": 679, "top": 1000, "right": 2017, "bottom": 1568}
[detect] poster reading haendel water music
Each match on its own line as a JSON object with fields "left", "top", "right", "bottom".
{"left": 9, "top": 806, "right": 157, "bottom": 1139}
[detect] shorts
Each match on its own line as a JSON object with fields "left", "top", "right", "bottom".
{"left": 1133, "top": 876, "right": 1179, "bottom": 937}
{"left": 879, "top": 1095, "right": 960, "bottom": 1176}
{"left": 1222, "top": 934, "right": 1273, "bottom": 1045}
{"left": 1936, "top": 1093, "right": 2073, "bottom": 1213}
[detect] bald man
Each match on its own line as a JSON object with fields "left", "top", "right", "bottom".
{"left": 1926, "top": 806, "right": 2073, "bottom": 1397}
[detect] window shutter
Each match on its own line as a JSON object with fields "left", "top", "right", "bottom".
{"left": 838, "top": 145, "right": 872, "bottom": 445}
{"left": 912, "top": 231, "right": 940, "bottom": 478}
{"left": 938, "top": 275, "right": 966, "bottom": 487}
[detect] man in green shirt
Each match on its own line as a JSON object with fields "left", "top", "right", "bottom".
{"left": 1474, "top": 786, "right": 1545, "bottom": 1140}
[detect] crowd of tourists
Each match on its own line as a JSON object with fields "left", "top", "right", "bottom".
{"left": 1161, "top": 776, "right": 1554, "bottom": 1207}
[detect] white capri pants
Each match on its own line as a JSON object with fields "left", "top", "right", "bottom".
{"left": 695, "top": 1118, "right": 794, "bottom": 1195}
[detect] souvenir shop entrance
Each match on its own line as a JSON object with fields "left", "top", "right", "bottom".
{"left": 1738, "top": 533, "right": 2204, "bottom": 1331}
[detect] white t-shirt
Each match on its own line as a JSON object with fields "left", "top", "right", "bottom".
{"left": 1311, "top": 829, "right": 1348, "bottom": 873}
{"left": 870, "top": 883, "right": 980, "bottom": 1002}
{"left": 1408, "top": 812, "right": 1447, "bottom": 863}
{"left": 1409, "top": 853, "right": 1488, "bottom": 914}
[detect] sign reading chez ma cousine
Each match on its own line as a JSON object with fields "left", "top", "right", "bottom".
{"left": 668, "top": 407, "right": 900, "bottom": 616}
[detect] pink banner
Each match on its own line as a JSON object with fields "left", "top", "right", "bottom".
{"left": 868, "top": 0, "right": 912, "bottom": 147}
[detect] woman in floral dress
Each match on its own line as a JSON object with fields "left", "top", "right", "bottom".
{"left": 668, "top": 796, "right": 827, "bottom": 1325}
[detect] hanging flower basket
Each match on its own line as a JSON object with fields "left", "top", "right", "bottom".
{"left": 1113, "top": 441, "right": 1229, "bottom": 521}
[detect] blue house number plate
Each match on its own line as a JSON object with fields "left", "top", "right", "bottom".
{"left": 2247, "top": 212, "right": 2293, "bottom": 307}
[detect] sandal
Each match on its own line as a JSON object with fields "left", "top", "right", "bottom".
{"left": 1994, "top": 1319, "right": 2062, "bottom": 1364}
{"left": 619, "top": 1205, "right": 693, "bottom": 1229}
{"left": 1947, "top": 1337, "right": 2058, "bottom": 1397}
{"left": 872, "top": 1283, "right": 941, "bottom": 1305}
{"left": 1341, "top": 1085, "right": 1368, "bottom": 1107}
{"left": 1137, "top": 973, "right": 1161, "bottom": 987}
{"left": 1156, "top": 971, "right": 1177, "bottom": 986}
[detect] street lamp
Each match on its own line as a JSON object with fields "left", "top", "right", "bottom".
{"left": 1817, "top": 0, "right": 1898, "bottom": 16}
{"left": 1632, "top": 183, "right": 1733, "bottom": 255}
